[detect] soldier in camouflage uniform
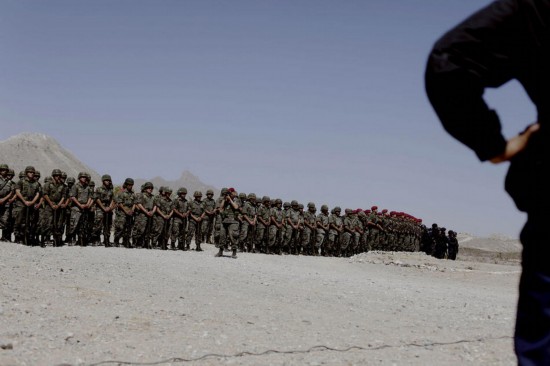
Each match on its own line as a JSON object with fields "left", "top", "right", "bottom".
{"left": 201, "top": 189, "right": 216, "bottom": 244}
{"left": 339, "top": 209, "right": 355, "bottom": 257}
{"left": 301, "top": 202, "right": 317, "bottom": 255}
{"left": 39, "top": 169, "right": 67, "bottom": 246}
{"left": 170, "top": 187, "right": 188, "bottom": 250}
{"left": 213, "top": 188, "right": 228, "bottom": 246}
{"left": 114, "top": 178, "right": 136, "bottom": 247}
{"left": 215, "top": 188, "right": 240, "bottom": 258}
{"left": 187, "top": 191, "right": 205, "bottom": 251}
{"left": 447, "top": 230, "right": 459, "bottom": 260}
{"left": 151, "top": 186, "right": 173, "bottom": 250}
{"left": 64, "top": 176, "right": 76, "bottom": 242}
{"left": 255, "top": 196, "right": 271, "bottom": 254}
{"left": 14, "top": 166, "right": 41, "bottom": 245}
{"left": 315, "top": 204, "right": 330, "bottom": 256}
{"left": 69, "top": 172, "right": 93, "bottom": 246}
{"left": 92, "top": 174, "right": 115, "bottom": 246}
{"left": 0, "top": 164, "right": 14, "bottom": 241}
{"left": 132, "top": 182, "right": 155, "bottom": 249}
{"left": 283, "top": 200, "right": 301, "bottom": 255}
{"left": 327, "top": 207, "right": 343, "bottom": 257}
{"left": 239, "top": 193, "right": 257, "bottom": 252}
{"left": 2, "top": 169, "right": 16, "bottom": 242}
{"left": 268, "top": 198, "right": 284, "bottom": 255}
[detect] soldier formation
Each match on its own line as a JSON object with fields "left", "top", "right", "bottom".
{"left": 0, "top": 164, "right": 458, "bottom": 260}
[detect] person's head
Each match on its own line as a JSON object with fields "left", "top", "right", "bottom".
{"left": 0, "top": 164, "right": 8, "bottom": 177}
{"left": 290, "top": 200, "right": 299, "bottom": 210}
{"left": 66, "top": 176, "right": 75, "bottom": 186}
{"left": 78, "top": 172, "right": 87, "bottom": 184}
{"left": 177, "top": 187, "right": 187, "bottom": 197}
{"left": 307, "top": 202, "right": 316, "bottom": 213}
{"left": 164, "top": 187, "right": 173, "bottom": 197}
{"left": 143, "top": 182, "right": 154, "bottom": 193}
{"left": 275, "top": 198, "right": 282, "bottom": 208}
{"left": 333, "top": 206, "right": 341, "bottom": 216}
{"left": 262, "top": 196, "right": 271, "bottom": 207}
{"left": 194, "top": 191, "right": 203, "bottom": 201}
{"left": 6, "top": 169, "right": 14, "bottom": 180}
{"left": 102, "top": 174, "right": 112, "bottom": 188}
{"left": 34, "top": 170, "right": 41, "bottom": 182}
{"left": 227, "top": 187, "right": 237, "bottom": 198}
{"left": 51, "top": 169, "right": 62, "bottom": 183}
{"left": 247, "top": 193, "right": 256, "bottom": 203}
{"left": 321, "top": 204, "right": 329, "bottom": 214}
{"left": 123, "top": 178, "right": 134, "bottom": 191}
{"left": 206, "top": 189, "right": 214, "bottom": 198}
{"left": 24, "top": 166, "right": 35, "bottom": 179}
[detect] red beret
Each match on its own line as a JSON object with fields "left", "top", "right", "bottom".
{"left": 228, "top": 187, "right": 235, "bottom": 193}
{"left": 381, "top": 209, "right": 388, "bottom": 213}
{"left": 356, "top": 208, "right": 362, "bottom": 212}
{"left": 371, "top": 206, "right": 378, "bottom": 210}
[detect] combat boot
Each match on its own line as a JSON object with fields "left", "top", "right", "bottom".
{"left": 215, "top": 247, "right": 223, "bottom": 257}
{"left": 196, "top": 243, "right": 203, "bottom": 252}
{"left": 231, "top": 248, "right": 237, "bottom": 259}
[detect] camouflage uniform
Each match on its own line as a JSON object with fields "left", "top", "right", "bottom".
{"left": 114, "top": 179, "right": 136, "bottom": 247}
{"left": 315, "top": 205, "right": 330, "bottom": 255}
{"left": 170, "top": 188, "right": 188, "bottom": 250}
{"left": 340, "top": 209, "right": 354, "bottom": 257}
{"left": 132, "top": 182, "right": 155, "bottom": 248}
{"left": 301, "top": 203, "right": 317, "bottom": 255}
{"left": 217, "top": 189, "right": 241, "bottom": 257}
{"left": 39, "top": 170, "right": 67, "bottom": 246}
{"left": 327, "top": 207, "right": 343, "bottom": 256}
{"left": 69, "top": 173, "right": 93, "bottom": 245}
{"left": 255, "top": 196, "right": 271, "bottom": 253}
{"left": 152, "top": 188, "right": 173, "bottom": 249}
{"left": 239, "top": 193, "right": 257, "bottom": 252}
{"left": 213, "top": 188, "right": 228, "bottom": 245}
{"left": 14, "top": 167, "right": 41, "bottom": 245}
{"left": 268, "top": 199, "right": 284, "bottom": 254}
{"left": 283, "top": 201, "right": 301, "bottom": 254}
{"left": 201, "top": 189, "right": 216, "bottom": 244}
{"left": 92, "top": 175, "right": 114, "bottom": 246}
{"left": 0, "top": 165, "right": 14, "bottom": 240}
{"left": 186, "top": 191, "right": 205, "bottom": 250}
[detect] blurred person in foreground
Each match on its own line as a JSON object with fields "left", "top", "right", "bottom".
{"left": 425, "top": 1, "right": 549, "bottom": 364}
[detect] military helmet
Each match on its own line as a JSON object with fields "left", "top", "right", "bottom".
{"left": 142, "top": 182, "right": 153, "bottom": 190}
{"left": 101, "top": 174, "right": 112, "bottom": 181}
{"left": 51, "top": 169, "right": 62, "bottom": 176}
{"left": 0, "top": 164, "right": 8, "bottom": 170}
{"left": 61, "top": 171, "right": 67, "bottom": 179}
{"left": 248, "top": 193, "right": 256, "bottom": 200}
{"left": 345, "top": 208, "right": 353, "bottom": 214}
{"left": 19, "top": 171, "right": 25, "bottom": 179}
{"left": 298, "top": 203, "right": 304, "bottom": 209}
{"left": 262, "top": 196, "right": 270, "bottom": 202}
{"left": 283, "top": 201, "right": 290, "bottom": 208}
{"left": 333, "top": 206, "right": 341, "bottom": 212}
{"left": 84, "top": 172, "right": 91, "bottom": 179}
{"left": 25, "top": 166, "right": 36, "bottom": 174}
{"left": 206, "top": 189, "right": 214, "bottom": 195}
{"left": 321, "top": 204, "right": 328, "bottom": 211}
{"left": 275, "top": 198, "right": 282, "bottom": 204}
{"left": 78, "top": 172, "right": 86, "bottom": 179}
{"left": 165, "top": 186, "right": 173, "bottom": 193}
{"left": 291, "top": 200, "right": 298, "bottom": 206}
{"left": 158, "top": 186, "right": 165, "bottom": 194}
{"left": 89, "top": 181, "right": 96, "bottom": 187}
{"left": 194, "top": 191, "right": 202, "bottom": 197}
{"left": 221, "top": 187, "right": 228, "bottom": 194}
{"left": 67, "top": 176, "right": 75, "bottom": 184}
{"left": 7, "top": 169, "right": 14, "bottom": 176}
{"left": 44, "top": 176, "right": 52, "bottom": 183}
{"left": 177, "top": 187, "right": 187, "bottom": 194}
{"left": 34, "top": 170, "right": 41, "bottom": 178}
{"left": 307, "top": 202, "right": 315, "bottom": 208}
{"left": 124, "top": 178, "right": 134, "bottom": 185}
{"left": 239, "top": 192, "right": 247, "bottom": 199}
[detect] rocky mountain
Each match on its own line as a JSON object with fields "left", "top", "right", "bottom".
{"left": 0, "top": 133, "right": 101, "bottom": 183}
{"left": 134, "top": 171, "right": 218, "bottom": 196}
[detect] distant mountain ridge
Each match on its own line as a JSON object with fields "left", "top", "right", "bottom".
{"left": 0, "top": 132, "right": 101, "bottom": 183}
{"left": 0, "top": 133, "right": 216, "bottom": 195}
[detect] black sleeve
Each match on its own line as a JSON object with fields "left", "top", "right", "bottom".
{"left": 425, "top": 0, "right": 531, "bottom": 161}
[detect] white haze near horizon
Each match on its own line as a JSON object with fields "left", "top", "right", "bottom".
{"left": 0, "top": 0, "right": 535, "bottom": 238}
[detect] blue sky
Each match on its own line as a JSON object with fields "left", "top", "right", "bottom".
{"left": 0, "top": 1, "right": 535, "bottom": 237}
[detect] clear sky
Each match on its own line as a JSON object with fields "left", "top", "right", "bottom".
{"left": 0, "top": 0, "right": 536, "bottom": 238}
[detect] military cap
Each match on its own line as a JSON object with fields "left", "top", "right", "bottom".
{"left": 25, "top": 166, "right": 36, "bottom": 173}
{"left": 7, "top": 169, "right": 14, "bottom": 176}
{"left": 275, "top": 198, "right": 282, "bottom": 204}
{"left": 66, "top": 177, "right": 75, "bottom": 184}
{"left": 194, "top": 191, "right": 202, "bottom": 197}
{"left": 290, "top": 200, "right": 298, "bottom": 206}
{"left": 51, "top": 169, "right": 62, "bottom": 176}
{"left": 206, "top": 189, "right": 214, "bottom": 195}
{"left": 101, "top": 174, "right": 112, "bottom": 181}
{"left": 124, "top": 178, "right": 134, "bottom": 185}
{"left": 333, "top": 206, "right": 341, "bottom": 212}
{"left": 0, "top": 164, "right": 8, "bottom": 170}
{"left": 61, "top": 171, "right": 67, "bottom": 179}
{"left": 283, "top": 202, "right": 290, "bottom": 208}
{"left": 321, "top": 204, "right": 328, "bottom": 211}
{"left": 262, "top": 196, "right": 270, "bottom": 202}
{"left": 248, "top": 193, "right": 256, "bottom": 200}
{"left": 177, "top": 187, "right": 187, "bottom": 194}
{"left": 307, "top": 202, "right": 316, "bottom": 208}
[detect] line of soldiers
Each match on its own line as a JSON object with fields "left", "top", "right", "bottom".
{"left": 420, "top": 223, "right": 459, "bottom": 260}
{"left": 1, "top": 164, "right": 458, "bottom": 259}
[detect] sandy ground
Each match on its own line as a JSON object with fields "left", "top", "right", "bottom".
{"left": 0, "top": 239, "right": 521, "bottom": 366}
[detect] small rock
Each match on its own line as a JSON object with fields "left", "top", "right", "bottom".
{"left": 0, "top": 342, "right": 13, "bottom": 350}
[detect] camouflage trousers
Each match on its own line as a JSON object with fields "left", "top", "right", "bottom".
{"left": 170, "top": 218, "right": 187, "bottom": 248}
{"left": 114, "top": 212, "right": 133, "bottom": 243}
{"left": 326, "top": 230, "right": 340, "bottom": 253}
{"left": 239, "top": 222, "right": 253, "bottom": 250}
{"left": 220, "top": 221, "right": 239, "bottom": 251}
{"left": 132, "top": 213, "right": 152, "bottom": 247}
{"left": 92, "top": 209, "right": 112, "bottom": 243}
{"left": 268, "top": 225, "right": 280, "bottom": 249}
{"left": 254, "top": 224, "right": 267, "bottom": 251}
{"left": 186, "top": 219, "right": 202, "bottom": 247}
{"left": 201, "top": 215, "right": 214, "bottom": 243}
{"left": 301, "top": 227, "right": 314, "bottom": 251}
{"left": 213, "top": 215, "right": 222, "bottom": 244}
{"left": 315, "top": 229, "right": 326, "bottom": 249}
{"left": 14, "top": 203, "right": 37, "bottom": 242}
{"left": 38, "top": 206, "right": 64, "bottom": 238}
{"left": 151, "top": 216, "right": 171, "bottom": 248}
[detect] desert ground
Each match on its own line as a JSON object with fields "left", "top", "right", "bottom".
{"left": 0, "top": 235, "right": 522, "bottom": 365}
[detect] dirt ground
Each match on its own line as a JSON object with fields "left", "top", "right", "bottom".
{"left": 0, "top": 237, "right": 522, "bottom": 366}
